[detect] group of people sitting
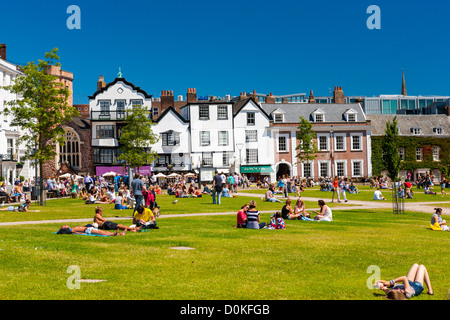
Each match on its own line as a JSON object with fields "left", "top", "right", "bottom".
{"left": 235, "top": 198, "right": 333, "bottom": 230}
{"left": 56, "top": 204, "right": 158, "bottom": 236}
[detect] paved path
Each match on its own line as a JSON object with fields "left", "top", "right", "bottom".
{"left": 0, "top": 192, "right": 448, "bottom": 227}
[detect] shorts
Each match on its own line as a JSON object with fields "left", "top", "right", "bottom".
{"left": 409, "top": 281, "right": 424, "bottom": 296}
{"left": 101, "top": 220, "right": 118, "bottom": 230}
{"left": 85, "top": 227, "right": 94, "bottom": 235}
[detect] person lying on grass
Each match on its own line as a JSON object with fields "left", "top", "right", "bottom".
{"left": 374, "top": 263, "right": 434, "bottom": 299}
{"left": 93, "top": 206, "right": 139, "bottom": 232}
{"left": 56, "top": 224, "right": 127, "bottom": 236}
{"left": 0, "top": 200, "right": 39, "bottom": 212}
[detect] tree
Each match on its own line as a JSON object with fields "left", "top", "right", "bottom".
{"left": 296, "top": 116, "right": 318, "bottom": 179}
{"left": 117, "top": 105, "right": 159, "bottom": 176}
{"left": 382, "top": 117, "right": 401, "bottom": 182}
{"left": 382, "top": 116, "right": 402, "bottom": 214}
{"left": 2, "top": 48, "right": 78, "bottom": 205}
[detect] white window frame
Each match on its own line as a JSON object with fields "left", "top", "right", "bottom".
{"left": 200, "top": 131, "right": 210, "bottom": 146}
{"left": 335, "top": 160, "right": 347, "bottom": 177}
{"left": 199, "top": 105, "right": 209, "bottom": 120}
{"left": 334, "top": 133, "right": 346, "bottom": 151}
{"left": 218, "top": 131, "right": 229, "bottom": 146}
{"left": 351, "top": 159, "right": 364, "bottom": 177}
{"left": 301, "top": 161, "right": 314, "bottom": 179}
{"left": 217, "top": 105, "right": 228, "bottom": 120}
{"left": 432, "top": 146, "right": 440, "bottom": 162}
{"left": 411, "top": 127, "right": 422, "bottom": 135}
{"left": 416, "top": 148, "right": 423, "bottom": 162}
{"left": 274, "top": 113, "right": 284, "bottom": 123}
{"left": 276, "top": 133, "right": 290, "bottom": 152}
{"left": 317, "top": 133, "right": 329, "bottom": 151}
{"left": 318, "top": 160, "right": 331, "bottom": 178}
{"left": 346, "top": 113, "right": 356, "bottom": 122}
{"left": 433, "top": 127, "right": 444, "bottom": 135}
{"left": 314, "top": 113, "right": 324, "bottom": 122}
{"left": 398, "top": 147, "right": 405, "bottom": 161}
{"left": 247, "top": 112, "right": 255, "bottom": 126}
{"left": 350, "top": 133, "right": 363, "bottom": 151}
{"left": 246, "top": 149, "right": 258, "bottom": 164}
{"left": 245, "top": 130, "right": 258, "bottom": 142}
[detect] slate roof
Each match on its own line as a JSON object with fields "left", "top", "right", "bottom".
{"left": 260, "top": 103, "right": 367, "bottom": 123}
{"left": 366, "top": 114, "right": 450, "bottom": 137}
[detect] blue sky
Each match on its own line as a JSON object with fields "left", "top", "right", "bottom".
{"left": 1, "top": 0, "right": 449, "bottom": 104}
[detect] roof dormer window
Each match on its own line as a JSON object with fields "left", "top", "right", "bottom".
{"left": 274, "top": 113, "right": 284, "bottom": 123}
{"left": 411, "top": 127, "right": 422, "bottom": 135}
{"left": 343, "top": 108, "right": 357, "bottom": 122}
{"left": 433, "top": 127, "right": 444, "bottom": 135}
{"left": 311, "top": 108, "right": 325, "bottom": 122}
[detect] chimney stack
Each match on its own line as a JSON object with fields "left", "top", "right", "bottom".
{"left": 161, "top": 89, "right": 175, "bottom": 111}
{"left": 0, "top": 44, "right": 6, "bottom": 61}
{"left": 333, "top": 86, "right": 345, "bottom": 104}
{"left": 187, "top": 88, "right": 197, "bottom": 103}
{"left": 265, "top": 92, "right": 275, "bottom": 104}
{"left": 308, "top": 90, "right": 316, "bottom": 104}
{"left": 97, "top": 75, "right": 106, "bottom": 91}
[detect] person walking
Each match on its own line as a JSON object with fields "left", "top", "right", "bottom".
{"left": 331, "top": 176, "right": 341, "bottom": 203}
{"left": 212, "top": 171, "right": 223, "bottom": 205}
{"left": 131, "top": 173, "right": 144, "bottom": 214}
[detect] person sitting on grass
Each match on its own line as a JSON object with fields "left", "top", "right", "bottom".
{"left": 56, "top": 224, "right": 126, "bottom": 236}
{"left": 431, "top": 207, "right": 449, "bottom": 231}
{"left": 294, "top": 198, "right": 312, "bottom": 220}
{"left": 93, "top": 206, "right": 138, "bottom": 232}
{"left": 132, "top": 205, "right": 157, "bottom": 229}
{"left": 265, "top": 212, "right": 285, "bottom": 230}
{"left": 348, "top": 182, "right": 359, "bottom": 194}
{"left": 201, "top": 183, "right": 211, "bottom": 195}
{"left": 424, "top": 185, "right": 436, "bottom": 195}
{"left": 265, "top": 186, "right": 282, "bottom": 202}
{"left": 374, "top": 263, "right": 434, "bottom": 299}
{"left": 311, "top": 200, "right": 333, "bottom": 221}
{"left": 373, "top": 188, "right": 386, "bottom": 200}
{"left": 281, "top": 199, "right": 297, "bottom": 220}
{"left": 114, "top": 190, "right": 131, "bottom": 210}
{"left": 245, "top": 200, "right": 266, "bottom": 230}
{"left": 221, "top": 184, "right": 231, "bottom": 197}
{"left": 235, "top": 204, "right": 248, "bottom": 228}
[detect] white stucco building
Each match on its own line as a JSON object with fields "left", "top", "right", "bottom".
{"left": 0, "top": 53, "right": 34, "bottom": 187}
{"left": 151, "top": 106, "right": 191, "bottom": 172}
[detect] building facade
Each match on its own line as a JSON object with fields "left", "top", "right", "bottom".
{"left": 260, "top": 102, "right": 373, "bottom": 181}
{"left": 88, "top": 76, "right": 153, "bottom": 176}
{"left": 0, "top": 44, "right": 34, "bottom": 187}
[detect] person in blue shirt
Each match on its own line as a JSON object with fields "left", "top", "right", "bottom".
{"left": 114, "top": 174, "right": 121, "bottom": 193}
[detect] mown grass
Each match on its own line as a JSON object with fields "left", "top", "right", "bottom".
{"left": 0, "top": 197, "right": 448, "bottom": 300}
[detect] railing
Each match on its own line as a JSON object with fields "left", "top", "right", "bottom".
{"left": 90, "top": 110, "right": 152, "bottom": 121}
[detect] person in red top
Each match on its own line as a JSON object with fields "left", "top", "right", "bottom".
{"left": 235, "top": 204, "right": 248, "bottom": 228}
{"left": 404, "top": 180, "right": 414, "bottom": 199}
{"left": 331, "top": 177, "right": 341, "bottom": 203}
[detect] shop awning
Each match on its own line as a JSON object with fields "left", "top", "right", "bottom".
{"left": 240, "top": 165, "right": 274, "bottom": 173}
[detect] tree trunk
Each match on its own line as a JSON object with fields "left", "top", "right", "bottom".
{"left": 39, "top": 160, "right": 44, "bottom": 206}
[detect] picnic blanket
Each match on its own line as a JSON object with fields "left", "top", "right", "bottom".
{"left": 53, "top": 232, "right": 110, "bottom": 237}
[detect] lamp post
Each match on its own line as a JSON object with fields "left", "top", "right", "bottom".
{"left": 330, "top": 125, "right": 334, "bottom": 179}
{"left": 236, "top": 143, "right": 244, "bottom": 174}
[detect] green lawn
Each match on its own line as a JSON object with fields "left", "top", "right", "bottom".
{"left": 0, "top": 196, "right": 449, "bottom": 300}
{"left": 0, "top": 194, "right": 349, "bottom": 224}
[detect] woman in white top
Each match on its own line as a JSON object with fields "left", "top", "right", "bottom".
{"left": 312, "top": 200, "right": 333, "bottom": 221}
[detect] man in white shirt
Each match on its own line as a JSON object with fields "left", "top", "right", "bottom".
{"left": 373, "top": 188, "right": 386, "bottom": 200}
